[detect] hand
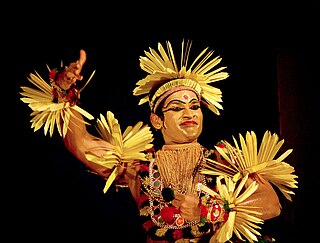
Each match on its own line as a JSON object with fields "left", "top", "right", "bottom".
{"left": 172, "top": 193, "right": 201, "bottom": 221}
{"left": 55, "top": 49, "right": 87, "bottom": 90}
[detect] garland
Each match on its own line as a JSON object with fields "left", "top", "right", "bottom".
{"left": 137, "top": 147, "right": 227, "bottom": 241}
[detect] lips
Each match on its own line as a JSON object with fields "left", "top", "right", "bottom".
{"left": 180, "top": 120, "right": 197, "bottom": 126}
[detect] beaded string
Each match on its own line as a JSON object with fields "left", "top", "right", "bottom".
{"left": 155, "top": 143, "right": 203, "bottom": 196}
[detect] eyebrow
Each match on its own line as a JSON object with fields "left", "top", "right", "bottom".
{"left": 163, "top": 98, "right": 199, "bottom": 109}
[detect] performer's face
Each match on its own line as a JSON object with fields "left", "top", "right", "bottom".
{"left": 156, "top": 90, "right": 203, "bottom": 145}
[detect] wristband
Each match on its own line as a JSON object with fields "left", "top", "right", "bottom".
{"left": 49, "top": 68, "right": 79, "bottom": 106}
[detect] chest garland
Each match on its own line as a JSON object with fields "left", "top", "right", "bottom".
{"left": 137, "top": 143, "right": 217, "bottom": 240}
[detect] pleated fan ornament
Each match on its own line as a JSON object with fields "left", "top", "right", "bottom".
{"left": 20, "top": 63, "right": 95, "bottom": 138}
{"left": 85, "top": 111, "right": 154, "bottom": 193}
{"left": 201, "top": 130, "right": 298, "bottom": 202}
{"left": 200, "top": 175, "right": 265, "bottom": 243}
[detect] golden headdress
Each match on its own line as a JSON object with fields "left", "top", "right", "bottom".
{"left": 133, "top": 39, "right": 229, "bottom": 115}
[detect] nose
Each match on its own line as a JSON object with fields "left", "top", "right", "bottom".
{"left": 183, "top": 107, "right": 196, "bottom": 118}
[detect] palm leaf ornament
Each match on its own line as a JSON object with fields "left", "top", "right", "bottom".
{"left": 85, "top": 111, "right": 154, "bottom": 193}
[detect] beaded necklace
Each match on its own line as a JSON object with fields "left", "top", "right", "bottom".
{"left": 146, "top": 143, "right": 209, "bottom": 229}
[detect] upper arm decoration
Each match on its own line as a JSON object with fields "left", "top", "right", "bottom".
{"left": 201, "top": 130, "right": 298, "bottom": 202}
{"left": 85, "top": 111, "right": 154, "bottom": 193}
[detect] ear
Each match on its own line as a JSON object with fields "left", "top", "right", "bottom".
{"left": 150, "top": 113, "right": 163, "bottom": 130}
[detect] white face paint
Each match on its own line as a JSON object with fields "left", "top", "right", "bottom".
{"left": 159, "top": 90, "right": 203, "bottom": 145}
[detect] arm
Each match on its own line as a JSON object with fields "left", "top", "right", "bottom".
{"left": 212, "top": 149, "right": 281, "bottom": 220}
{"left": 55, "top": 50, "right": 118, "bottom": 178}
{"left": 171, "top": 174, "right": 281, "bottom": 222}
{"left": 240, "top": 173, "right": 281, "bottom": 220}
{"left": 63, "top": 109, "right": 116, "bottom": 178}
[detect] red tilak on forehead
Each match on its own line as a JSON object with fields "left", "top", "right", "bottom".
{"left": 183, "top": 93, "right": 190, "bottom": 101}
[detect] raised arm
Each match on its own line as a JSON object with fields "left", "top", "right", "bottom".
{"left": 55, "top": 50, "right": 115, "bottom": 178}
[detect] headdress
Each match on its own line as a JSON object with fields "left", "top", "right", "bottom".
{"left": 133, "top": 39, "right": 229, "bottom": 115}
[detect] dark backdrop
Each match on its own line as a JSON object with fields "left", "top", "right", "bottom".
{"left": 5, "top": 1, "right": 319, "bottom": 242}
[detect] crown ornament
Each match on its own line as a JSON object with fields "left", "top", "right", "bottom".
{"left": 133, "top": 39, "right": 229, "bottom": 115}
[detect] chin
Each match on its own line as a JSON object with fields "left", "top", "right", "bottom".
{"left": 183, "top": 136, "right": 198, "bottom": 143}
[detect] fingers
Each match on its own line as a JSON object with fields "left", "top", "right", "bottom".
{"left": 172, "top": 194, "right": 199, "bottom": 208}
{"left": 171, "top": 193, "right": 184, "bottom": 207}
{"left": 54, "top": 50, "right": 87, "bottom": 90}
{"left": 79, "top": 49, "right": 87, "bottom": 66}
{"left": 172, "top": 194, "right": 201, "bottom": 221}
{"left": 72, "top": 50, "right": 86, "bottom": 80}
{"left": 67, "top": 49, "right": 86, "bottom": 77}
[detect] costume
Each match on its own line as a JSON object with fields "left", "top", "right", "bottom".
{"left": 137, "top": 143, "right": 226, "bottom": 242}
{"left": 20, "top": 40, "right": 298, "bottom": 243}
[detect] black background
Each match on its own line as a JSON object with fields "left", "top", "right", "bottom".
{"left": 5, "top": 1, "right": 319, "bottom": 242}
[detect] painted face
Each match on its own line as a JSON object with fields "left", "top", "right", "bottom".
{"left": 159, "top": 90, "right": 203, "bottom": 145}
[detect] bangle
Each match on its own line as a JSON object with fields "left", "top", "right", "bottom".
{"left": 209, "top": 202, "right": 223, "bottom": 222}
{"left": 200, "top": 196, "right": 228, "bottom": 225}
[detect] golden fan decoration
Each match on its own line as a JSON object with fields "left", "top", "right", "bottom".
{"left": 85, "top": 111, "right": 154, "bottom": 193}
{"left": 20, "top": 67, "right": 95, "bottom": 138}
{"left": 133, "top": 39, "right": 229, "bottom": 115}
{"left": 201, "top": 130, "right": 298, "bottom": 201}
{"left": 200, "top": 174, "right": 264, "bottom": 243}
